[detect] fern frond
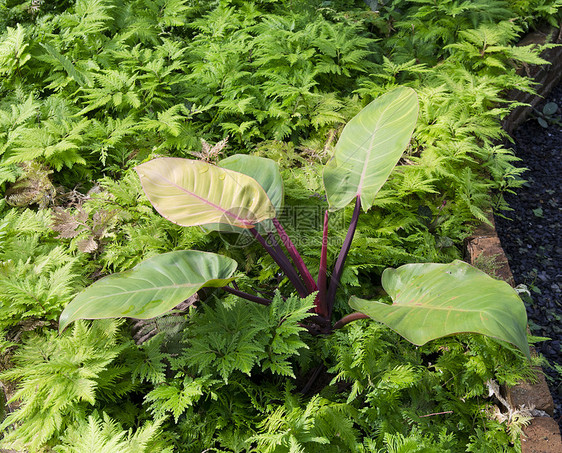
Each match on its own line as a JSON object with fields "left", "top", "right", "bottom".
{"left": 58, "top": 0, "right": 113, "bottom": 38}
{"left": 38, "top": 42, "right": 91, "bottom": 88}
{"left": 0, "top": 24, "right": 31, "bottom": 76}
{"left": 5, "top": 118, "right": 90, "bottom": 170}
{"left": 0, "top": 320, "right": 132, "bottom": 450}
{"left": 54, "top": 412, "right": 170, "bottom": 453}
{"left": 145, "top": 376, "right": 215, "bottom": 422}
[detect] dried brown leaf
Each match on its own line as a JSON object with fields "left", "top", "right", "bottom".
{"left": 192, "top": 136, "right": 229, "bottom": 162}
{"left": 92, "top": 209, "right": 116, "bottom": 237}
{"left": 77, "top": 236, "right": 98, "bottom": 253}
{"left": 76, "top": 208, "right": 88, "bottom": 223}
{"left": 51, "top": 207, "right": 81, "bottom": 239}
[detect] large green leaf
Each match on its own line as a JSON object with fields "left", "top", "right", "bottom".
{"left": 323, "top": 87, "right": 419, "bottom": 211}
{"left": 203, "top": 154, "right": 284, "bottom": 233}
{"left": 59, "top": 251, "right": 237, "bottom": 331}
{"left": 219, "top": 155, "right": 284, "bottom": 210}
{"left": 349, "top": 260, "right": 530, "bottom": 358}
{"left": 135, "top": 157, "right": 276, "bottom": 228}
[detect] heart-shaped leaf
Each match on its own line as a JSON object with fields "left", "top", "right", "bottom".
{"left": 349, "top": 260, "right": 530, "bottom": 358}
{"left": 203, "top": 154, "right": 284, "bottom": 233}
{"left": 323, "top": 87, "right": 419, "bottom": 211}
{"left": 136, "top": 157, "right": 276, "bottom": 228}
{"left": 59, "top": 251, "right": 237, "bottom": 331}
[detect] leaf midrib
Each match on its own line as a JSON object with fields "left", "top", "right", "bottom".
{"left": 355, "top": 104, "right": 391, "bottom": 196}
{"left": 157, "top": 171, "right": 254, "bottom": 226}
{"left": 82, "top": 281, "right": 201, "bottom": 299}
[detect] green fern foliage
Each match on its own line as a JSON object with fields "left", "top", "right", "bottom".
{"left": 174, "top": 292, "right": 314, "bottom": 382}
{"left": 0, "top": 208, "right": 86, "bottom": 333}
{"left": 128, "top": 292, "right": 314, "bottom": 430}
{"left": 251, "top": 393, "right": 358, "bottom": 453}
{"left": 0, "top": 24, "right": 31, "bottom": 77}
{"left": 54, "top": 412, "right": 172, "bottom": 453}
{"left": 0, "top": 320, "right": 134, "bottom": 451}
{"left": 445, "top": 21, "right": 551, "bottom": 71}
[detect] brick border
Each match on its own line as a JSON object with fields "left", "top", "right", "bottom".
{"left": 465, "top": 217, "right": 561, "bottom": 452}
{"left": 465, "top": 215, "right": 562, "bottom": 453}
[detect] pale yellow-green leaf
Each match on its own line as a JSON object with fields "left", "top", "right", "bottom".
{"left": 324, "top": 87, "right": 419, "bottom": 211}
{"left": 136, "top": 158, "right": 276, "bottom": 228}
{"left": 350, "top": 260, "right": 530, "bottom": 358}
{"left": 59, "top": 251, "right": 237, "bottom": 331}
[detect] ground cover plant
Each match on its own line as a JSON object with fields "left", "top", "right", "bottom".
{"left": 1, "top": 0, "right": 561, "bottom": 451}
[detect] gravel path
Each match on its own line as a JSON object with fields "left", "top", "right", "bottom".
{"left": 495, "top": 83, "right": 562, "bottom": 426}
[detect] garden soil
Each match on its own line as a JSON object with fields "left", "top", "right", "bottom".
{"left": 495, "top": 82, "right": 562, "bottom": 428}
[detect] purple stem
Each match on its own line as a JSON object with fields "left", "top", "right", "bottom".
{"left": 272, "top": 218, "right": 317, "bottom": 293}
{"left": 249, "top": 228, "right": 308, "bottom": 297}
{"left": 326, "top": 196, "right": 361, "bottom": 317}
{"left": 223, "top": 286, "right": 271, "bottom": 306}
{"left": 315, "top": 211, "right": 329, "bottom": 318}
{"left": 267, "top": 231, "right": 309, "bottom": 297}
{"left": 333, "top": 312, "right": 370, "bottom": 330}
{"left": 254, "top": 287, "right": 278, "bottom": 299}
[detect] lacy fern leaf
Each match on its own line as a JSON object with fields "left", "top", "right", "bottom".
{"left": 0, "top": 320, "right": 133, "bottom": 451}
{"left": 54, "top": 411, "right": 171, "bottom": 453}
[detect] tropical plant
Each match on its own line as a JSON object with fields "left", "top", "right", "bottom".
{"left": 59, "top": 87, "right": 530, "bottom": 360}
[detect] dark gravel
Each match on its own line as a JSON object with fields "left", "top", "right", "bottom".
{"left": 494, "top": 83, "right": 562, "bottom": 426}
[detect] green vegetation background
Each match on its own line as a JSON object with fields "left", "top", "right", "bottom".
{"left": 0, "top": 0, "right": 560, "bottom": 451}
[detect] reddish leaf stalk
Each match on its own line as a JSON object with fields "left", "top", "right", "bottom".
{"left": 333, "top": 311, "right": 369, "bottom": 330}
{"left": 326, "top": 196, "right": 361, "bottom": 317}
{"left": 266, "top": 231, "right": 309, "bottom": 297}
{"left": 315, "top": 211, "right": 330, "bottom": 318}
{"left": 419, "top": 411, "right": 454, "bottom": 418}
{"left": 223, "top": 286, "right": 271, "bottom": 306}
{"left": 249, "top": 228, "right": 308, "bottom": 297}
{"left": 273, "top": 218, "right": 318, "bottom": 293}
